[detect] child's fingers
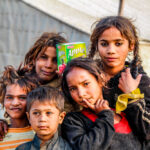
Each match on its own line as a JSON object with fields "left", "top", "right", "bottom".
{"left": 3, "top": 123, "right": 8, "bottom": 134}
{"left": 0, "top": 122, "right": 4, "bottom": 140}
{"left": 101, "top": 100, "right": 109, "bottom": 108}
{"left": 104, "top": 100, "right": 109, "bottom": 106}
{"left": 56, "top": 70, "right": 63, "bottom": 77}
{"left": 96, "top": 99, "right": 109, "bottom": 110}
{"left": 83, "top": 99, "right": 95, "bottom": 110}
{"left": 125, "top": 68, "right": 131, "bottom": 75}
{"left": 136, "top": 74, "right": 142, "bottom": 84}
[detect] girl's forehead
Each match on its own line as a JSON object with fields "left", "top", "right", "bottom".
{"left": 66, "top": 67, "right": 96, "bottom": 81}
{"left": 99, "top": 27, "right": 122, "bottom": 39}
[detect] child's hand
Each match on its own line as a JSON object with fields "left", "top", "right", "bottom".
{"left": 118, "top": 68, "right": 142, "bottom": 93}
{"left": 114, "top": 114, "right": 121, "bottom": 124}
{"left": 83, "top": 99, "right": 110, "bottom": 114}
{"left": 0, "top": 120, "right": 8, "bottom": 141}
{"left": 56, "top": 70, "right": 63, "bottom": 77}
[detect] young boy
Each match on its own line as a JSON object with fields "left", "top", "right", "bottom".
{"left": 16, "top": 86, "right": 72, "bottom": 150}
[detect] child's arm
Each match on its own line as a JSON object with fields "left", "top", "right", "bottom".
{"left": 0, "top": 120, "right": 8, "bottom": 141}
{"left": 62, "top": 110, "right": 115, "bottom": 150}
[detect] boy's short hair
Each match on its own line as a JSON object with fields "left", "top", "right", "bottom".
{"left": 27, "top": 86, "right": 65, "bottom": 113}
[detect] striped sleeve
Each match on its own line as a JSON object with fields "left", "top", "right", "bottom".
{"left": 0, "top": 126, "right": 34, "bottom": 150}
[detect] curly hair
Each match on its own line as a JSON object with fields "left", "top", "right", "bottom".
{"left": 0, "top": 65, "right": 39, "bottom": 108}
{"left": 20, "top": 32, "right": 67, "bottom": 74}
{"left": 89, "top": 16, "right": 141, "bottom": 68}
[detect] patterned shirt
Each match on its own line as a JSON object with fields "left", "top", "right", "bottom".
{"left": 0, "top": 126, "right": 34, "bottom": 150}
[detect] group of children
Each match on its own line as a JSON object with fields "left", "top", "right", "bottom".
{"left": 0, "top": 16, "right": 150, "bottom": 150}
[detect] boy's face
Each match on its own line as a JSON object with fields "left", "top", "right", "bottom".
{"left": 27, "top": 100, "right": 65, "bottom": 141}
{"left": 4, "top": 84, "right": 27, "bottom": 119}
{"left": 35, "top": 46, "right": 58, "bottom": 84}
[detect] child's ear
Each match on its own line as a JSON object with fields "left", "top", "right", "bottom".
{"left": 26, "top": 112, "right": 30, "bottom": 122}
{"left": 59, "top": 111, "right": 66, "bottom": 124}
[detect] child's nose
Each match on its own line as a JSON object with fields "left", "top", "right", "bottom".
{"left": 107, "top": 44, "right": 116, "bottom": 54}
{"left": 78, "top": 88, "right": 86, "bottom": 98}
{"left": 11, "top": 98, "right": 20, "bottom": 106}
{"left": 45, "top": 59, "right": 53, "bottom": 68}
{"left": 39, "top": 114, "right": 47, "bottom": 122}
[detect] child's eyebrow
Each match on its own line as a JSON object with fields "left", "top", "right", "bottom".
{"left": 68, "top": 79, "right": 89, "bottom": 87}
{"left": 99, "top": 39, "right": 124, "bottom": 42}
{"left": 31, "top": 109, "right": 53, "bottom": 111}
{"left": 5, "top": 94, "right": 26, "bottom": 96}
{"left": 80, "top": 79, "right": 89, "bottom": 83}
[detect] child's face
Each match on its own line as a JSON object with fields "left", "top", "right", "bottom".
{"left": 66, "top": 67, "right": 103, "bottom": 108}
{"left": 27, "top": 100, "right": 65, "bottom": 141}
{"left": 35, "top": 46, "right": 57, "bottom": 84}
{"left": 4, "top": 84, "right": 27, "bottom": 119}
{"left": 98, "top": 27, "right": 134, "bottom": 71}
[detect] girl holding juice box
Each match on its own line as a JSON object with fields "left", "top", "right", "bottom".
{"left": 20, "top": 32, "right": 67, "bottom": 87}
{"left": 89, "top": 16, "right": 150, "bottom": 143}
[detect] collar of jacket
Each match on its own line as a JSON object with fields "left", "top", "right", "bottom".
{"left": 32, "top": 131, "right": 59, "bottom": 149}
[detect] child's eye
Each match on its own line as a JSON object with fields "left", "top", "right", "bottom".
{"left": 69, "top": 87, "right": 76, "bottom": 92}
{"left": 5, "top": 96, "right": 13, "bottom": 100}
{"left": 115, "top": 42, "right": 122, "bottom": 46}
{"left": 33, "top": 112, "right": 40, "bottom": 115}
{"left": 100, "top": 42, "right": 108, "bottom": 47}
{"left": 52, "top": 57, "right": 57, "bottom": 63}
{"left": 40, "top": 55, "right": 47, "bottom": 59}
{"left": 19, "top": 96, "right": 26, "bottom": 100}
{"left": 46, "top": 112, "right": 52, "bottom": 115}
{"left": 84, "top": 82, "right": 89, "bottom": 86}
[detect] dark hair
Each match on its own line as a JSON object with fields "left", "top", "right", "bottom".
{"left": 89, "top": 16, "right": 141, "bottom": 68}
{"left": 27, "top": 86, "right": 65, "bottom": 113}
{"left": 20, "top": 32, "right": 67, "bottom": 74}
{"left": 0, "top": 66, "right": 39, "bottom": 116}
{"left": 61, "top": 57, "right": 105, "bottom": 105}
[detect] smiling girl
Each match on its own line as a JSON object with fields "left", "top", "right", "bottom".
{"left": 20, "top": 32, "right": 67, "bottom": 86}
{"left": 0, "top": 66, "right": 38, "bottom": 150}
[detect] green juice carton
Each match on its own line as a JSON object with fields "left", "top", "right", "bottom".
{"left": 56, "top": 42, "right": 86, "bottom": 73}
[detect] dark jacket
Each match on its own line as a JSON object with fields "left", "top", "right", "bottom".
{"left": 15, "top": 132, "right": 72, "bottom": 150}
{"left": 103, "top": 62, "right": 150, "bottom": 142}
{"left": 62, "top": 109, "right": 143, "bottom": 150}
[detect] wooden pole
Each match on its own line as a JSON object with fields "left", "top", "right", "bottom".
{"left": 118, "top": 0, "right": 125, "bottom": 16}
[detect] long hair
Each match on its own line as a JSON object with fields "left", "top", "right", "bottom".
{"left": 20, "top": 32, "right": 67, "bottom": 74}
{"left": 89, "top": 16, "right": 141, "bottom": 69}
{"left": 61, "top": 57, "right": 105, "bottom": 105}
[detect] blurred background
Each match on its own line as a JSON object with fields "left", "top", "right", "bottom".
{"left": 0, "top": 0, "right": 150, "bottom": 74}
{"left": 0, "top": 0, "right": 150, "bottom": 117}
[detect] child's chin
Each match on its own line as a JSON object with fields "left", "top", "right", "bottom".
{"left": 37, "top": 131, "right": 50, "bottom": 135}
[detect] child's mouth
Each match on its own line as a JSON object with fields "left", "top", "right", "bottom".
{"left": 10, "top": 108, "right": 21, "bottom": 112}
{"left": 38, "top": 126, "right": 48, "bottom": 130}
